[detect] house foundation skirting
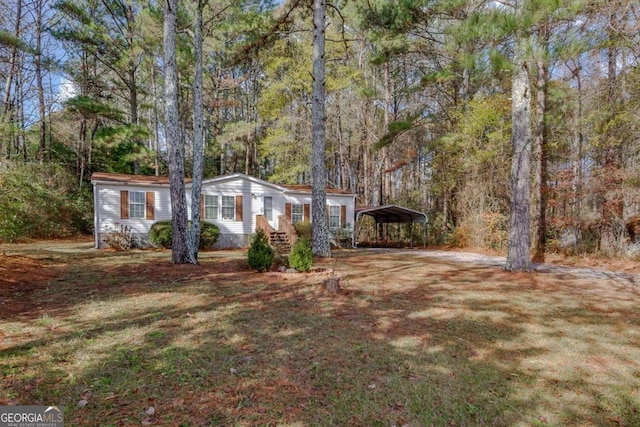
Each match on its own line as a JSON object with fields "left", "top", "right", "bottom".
{"left": 97, "top": 232, "right": 250, "bottom": 250}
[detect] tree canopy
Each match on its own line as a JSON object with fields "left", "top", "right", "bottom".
{"left": 1, "top": 0, "right": 640, "bottom": 263}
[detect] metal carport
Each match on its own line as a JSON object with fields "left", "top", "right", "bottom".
{"left": 353, "top": 205, "right": 428, "bottom": 248}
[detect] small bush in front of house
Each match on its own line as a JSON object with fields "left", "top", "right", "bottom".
{"left": 247, "top": 229, "right": 274, "bottom": 272}
{"left": 199, "top": 222, "right": 220, "bottom": 249}
{"left": 288, "top": 237, "right": 313, "bottom": 272}
{"left": 103, "top": 223, "right": 137, "bottom": 250}
{"left": 293, "top": 221, "right": 312, "bottom": 239}
{"left": 149, "top": 220, "right": 220, "bottom": 249}
{"left": 149, "top": 220, "right": 173, "bottom": 248}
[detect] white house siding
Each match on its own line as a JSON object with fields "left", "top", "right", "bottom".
{"left": 283, "top": 193, "right": 355, "bottom": 230}
{"left": 327, "top": 195, "right": 356, "bottom": 230}
{"left": 92, "top": 172, "right": 356, "bottom": 249}
{"left": 196, "top": 178, "right": 286, "bottom": 248}
{"left": 94, "top": 184, "right": 170, "bottom": 248}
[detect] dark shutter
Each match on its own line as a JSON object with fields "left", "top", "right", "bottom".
{"left": 236, "top": 195, "right": 243, "bottom": 221}
{"left": 200, "top": 194, "right": 205, "bottom": 219}
{"left": 304, "top": 204, "right": 310, "bottom": 222}
{"left": 146, "top": 192, "right": 155, "bottom": 220}
{"left": 120, "top": 190, "right": 129, "bottom": 219}
{"left": 341, "top": 205, "right": 347, "bottom": 228}
{"left": 285, "top": 203, "right": 292, "bottom": 219}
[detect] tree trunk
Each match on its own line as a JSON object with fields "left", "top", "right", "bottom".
{"left": 598, "top": 13, "right": 625, "bottom": 256}
{"left": 2, "top": 0, "right": 22, "bottom": 159}
{"left": 35, "top": 0, "right": 46, "bottom": 164}
{"left": 505, "top": 0, "right": 532, "bottom": 272}
{"left": 189, "top": 0, "right": 205, "bottom": 262}
{"left": 382, "top": 60, "right": 391, "bottom": 205}
{"left": 164, "top": 0, "right": 194, "bottom": 264}
{"left": 571, "top": 63, "right": 583, "bottom": 246}
{"left": 126, "top": 4, "right": 141, "bottom": 175}
{"left": 532, "top": 23, "right": 549, "bottom": 261}
{"left": 311, "top": 0, "right": 330, "bottom": 257}
{"left": 151, "top": 65, "right": 161, "bottom": 176}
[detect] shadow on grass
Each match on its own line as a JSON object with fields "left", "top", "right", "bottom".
{"left": 1, "top": 246, "right": 640, "bottom": 425}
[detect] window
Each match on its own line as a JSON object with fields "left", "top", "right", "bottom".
{"left": 264, "top": 196, "right": 273, "bottom": 221}
{"left": 221, "top": 196, "right": 235, "bottom": 220}
{"left": 129, "top": 191, "right": 145, "bottom": 219}
{"left": 291, "top": 204, "right": 303, "bottom": 223}
{"left": 204, "top": 195, "right": 218, "bottom": 220}
{"left": 329, "top": 205, "right": 341, "bottom": 228}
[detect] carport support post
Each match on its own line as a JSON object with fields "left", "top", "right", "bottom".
{"left": 410, "top": 221, "right": 413, "bottom": 248}
{"left": 385, "top": 222, "right": 389, "bottom": 244}
{"left": 423, "top": 223, "right": 427, "bottom": 247}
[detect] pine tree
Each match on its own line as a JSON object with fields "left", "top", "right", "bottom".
{"left": 164, "top": 0, "right": 193, "bottom": 264}
{"left": 505, "top": 0, "right": 533, "bottom": 271}
{"left": 311, "top": 0, "right": 330, "bottom": 257}
{"left": 189, "top": 0, "right": 205, "bottom": 263}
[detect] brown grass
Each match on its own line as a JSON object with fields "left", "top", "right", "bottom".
{"left": 1, "top": 241, "right": 640, "bottom": 426}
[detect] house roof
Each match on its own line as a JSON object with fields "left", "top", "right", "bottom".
{"left": 91, "top": 172, "right": 191, "bottom": 185}
{"left": 355, "top": 205, "right": 428, "bottom": 224}
{"left": 281, "top": 184, "right": 355, "bottom": 195}
{"left": 91, "top": 172, "right": 356, "bottom": 196}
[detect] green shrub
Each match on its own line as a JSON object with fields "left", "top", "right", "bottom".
{"left": 0, "top": 162, "right": 92, "bottom": 242}
{"left": 148, "top": 220, "right": 220, "bottom": 249}
{"left": 293, "top": 221, "right": 312, "bottom": 239}
{"left": 199, "top": 222, "right": 220, "bottom": 249}
{"left": 149, "top": 220, "right": 173, "bottom": 248}
{"left": 247, "top": 229, "right": 274, "bottom": 272}
{"left": 288, "top": 238, "right": 313, "bottom": 272}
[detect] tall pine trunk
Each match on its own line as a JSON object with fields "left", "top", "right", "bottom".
{"left": 311, "top": 0, "right": 330, "bottom": 257}
{"left": 599, "top": 14, "right": 624, "bottom": 255}
{"left": 35, "top": 0, "right": 46, "bottom": 164}
{"left": 532, "top": 23, "right": 549, "bottom": 261}
{"left": 189, "top": 0, "right": 205, "bottom": 262}
{"left": 505, "top": 0, "right": 532, "bottom": 272}
{"left": 2, "top": 0, "right": 22, "bottom": 159}
{"left": 164, "top": 0, "right": 193, "bottom": 264}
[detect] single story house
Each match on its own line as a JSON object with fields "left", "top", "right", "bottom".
{"left": 91, "top": 172, "right": 356, "bottom": 249}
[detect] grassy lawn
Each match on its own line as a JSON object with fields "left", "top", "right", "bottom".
{"left": 1, "top": 241, "right": 640, "bottom": 426}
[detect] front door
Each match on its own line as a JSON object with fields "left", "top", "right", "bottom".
{"left": 263, "top": 196, "right": 274, "bottom": 228}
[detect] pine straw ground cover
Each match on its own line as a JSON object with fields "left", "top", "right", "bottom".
{"left": 1, "top": 241, "right": 640, "bottom": 426}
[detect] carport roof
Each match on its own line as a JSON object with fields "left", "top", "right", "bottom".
{"left": 355, "top": 205, "right": 428, "bottom": 224}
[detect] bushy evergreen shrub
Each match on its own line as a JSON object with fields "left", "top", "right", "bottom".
{"left": 247, "top": 229, "right": 274, "bottom": 272}
{"left": 149, "top": 220, "right": 173, "bottom": 248}
{"left": 293, "top": 221, "right": 312, "bottom": 239}
{"left": 288, "top": 237, "right": 313, "bottom": 272}
{"left": 199, "top": 222, "right": 220, "bottom": 249}
{"left": 148, "top": 220, "right": 220, "bottom": 249}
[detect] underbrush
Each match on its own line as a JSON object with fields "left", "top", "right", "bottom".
{"left": 0, "top": 162, "right": 92, "bottom": 242}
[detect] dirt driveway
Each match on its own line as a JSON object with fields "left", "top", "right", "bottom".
{"left": 361, "top": 247, "right": 640, "bottom": 288}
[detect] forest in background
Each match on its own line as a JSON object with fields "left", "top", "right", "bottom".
{"left": 1, "top": 0, "right": 639, "bottom": 258}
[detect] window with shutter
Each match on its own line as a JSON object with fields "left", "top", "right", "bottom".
{"left": 129, "top": 191, "right": 145, "bottom": 219}
{"left": 329, "top": 205, "right": 341, "bottom": 228}
{"left": 291, "top": 204, "right": 303, "bottom": 223}
{"left": 204, "top": 195, "right": 219, "bottom": 220}
{"left": 221, "top": 196, "right": 235, "bottom": 220}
